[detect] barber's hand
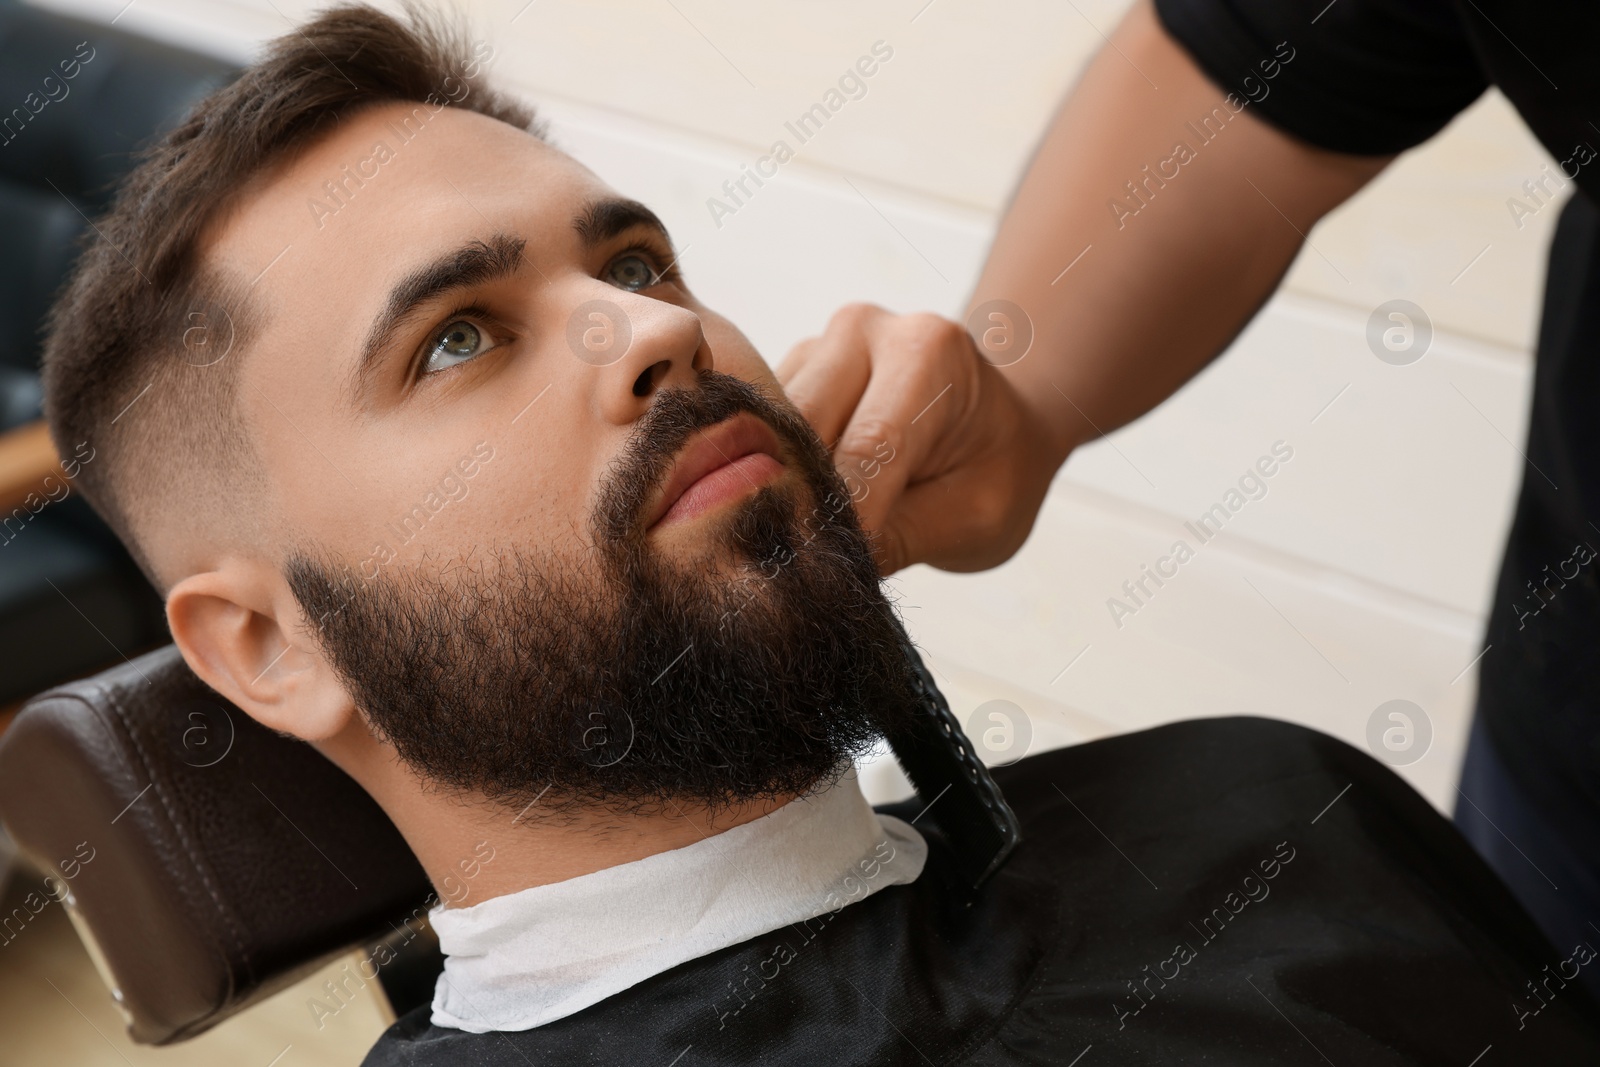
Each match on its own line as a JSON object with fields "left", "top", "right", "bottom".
{"left": 779, "top": 304, "right": 1065, "bottom": 575}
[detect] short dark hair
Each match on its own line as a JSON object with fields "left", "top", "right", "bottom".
{"left": 41, "top": 2, "right": 542, "bottom": 586}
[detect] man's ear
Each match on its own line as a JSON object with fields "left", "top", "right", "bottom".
{"left": 167, "top": 560, "right": 356, "bottom": 742}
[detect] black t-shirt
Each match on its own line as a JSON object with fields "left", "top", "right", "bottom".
{"left": 1153, "top": 0, "right": 1600, "bottom": 849}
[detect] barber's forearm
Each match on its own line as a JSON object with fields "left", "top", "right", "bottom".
{"left": 973, "top": 0, "right": 1389, "bottom": 461}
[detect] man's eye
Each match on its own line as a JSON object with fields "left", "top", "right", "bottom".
{"left": 423, "top": 319, "right": 494, "bottom": 375}
{"left": 604, "top": 252, "right": 660, "bottom": 292}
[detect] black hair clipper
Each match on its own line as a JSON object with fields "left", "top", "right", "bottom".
{"left": 883, "top": 624, "right": 1022, "bottom": 900}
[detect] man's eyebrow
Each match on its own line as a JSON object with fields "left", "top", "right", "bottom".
{"left": 574, "top": 197, "right": 670, "bottom": 248}
{"left": 349, "top": 201, "right": 669, "bottom": 399}
{"left": 352, "top": 232, "right": 528, "bottom": 397}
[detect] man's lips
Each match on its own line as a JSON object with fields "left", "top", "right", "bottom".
{"left": 646, "top": 413, "right": 787, "bottom": 530}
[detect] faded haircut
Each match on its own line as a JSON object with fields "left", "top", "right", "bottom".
{"left": 40, "top": 2, "right": 542, "bottom": 588}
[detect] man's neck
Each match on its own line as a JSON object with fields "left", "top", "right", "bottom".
{"left": 401, "top": 790, "right": 798, "bottom": 907}
{"left": 321, "top": 722, "right": 797, "bottom": 906}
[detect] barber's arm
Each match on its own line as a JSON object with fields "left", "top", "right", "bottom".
{"left": 779, "top": 0, "right": 1390, "bottom": 574}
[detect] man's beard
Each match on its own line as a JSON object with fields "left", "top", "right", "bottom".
{"left": 285, "top": 371, "right": 923, "bottom": 819}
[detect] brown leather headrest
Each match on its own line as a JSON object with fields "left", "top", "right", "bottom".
{"left": 0, "top": 646, "right": 431, "bottom": 1045}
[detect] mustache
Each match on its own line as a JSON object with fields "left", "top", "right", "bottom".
{"left": 593, "top": 370, "right": 829, "bottom": 546}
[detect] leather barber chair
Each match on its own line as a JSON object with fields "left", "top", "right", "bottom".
{"left": 0, "top": 1, "right": 237, "bottom": 707}
{"left": 0, "top": 633, "right": 1018, "bottom": 1044}
{"left": 0, "top": 646, "right": 442, "bottom": 1043}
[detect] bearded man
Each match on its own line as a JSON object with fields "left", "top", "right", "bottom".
{"left": 35, "top": 6, "right": 1600, "bottom": 1063}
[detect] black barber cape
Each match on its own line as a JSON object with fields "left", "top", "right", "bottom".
{"left": 363, "top": 718, "right": 1600, "bottom": 1065}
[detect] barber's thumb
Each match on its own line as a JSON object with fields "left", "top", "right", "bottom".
{"left": 870, "top": 481, "right": 970, "bottom": 575}
{"left": 868, "top": 520, "right": 907, "bottom": 576}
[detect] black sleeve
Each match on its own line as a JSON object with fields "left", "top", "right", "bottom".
{"left": 1152, "top": 0, "right": 1490, "bottom": 156}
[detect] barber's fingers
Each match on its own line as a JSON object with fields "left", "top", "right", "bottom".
{"left": 871, "top": 473, "right": 980, "bottom": 576}
{"left": 872, "top": 441, "right": 1044, "bottom": 576}
{"left": 828, "top": 313, "right": 977, "bottom": 538}
{"left": 777, "top": 303, "right": 881, "bottom": 447}
{"left": 868, "top": 480, "right": 932, "bottom": 577}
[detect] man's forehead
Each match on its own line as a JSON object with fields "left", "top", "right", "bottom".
{"left": 204, "top": 103, "right": 609, "bottom": 401}
{"left": 207, "top": 102, "right": 601, "bottom": 299}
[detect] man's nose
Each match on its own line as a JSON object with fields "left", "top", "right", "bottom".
{"left": 570, "top": 288, "right": 711, "bottom": 425}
